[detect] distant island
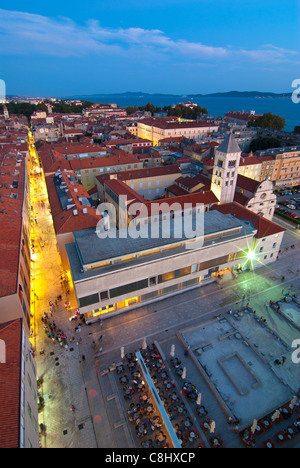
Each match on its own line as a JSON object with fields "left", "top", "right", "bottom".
{"left": 66, "top": 91, "right": 292, "bottom": 100}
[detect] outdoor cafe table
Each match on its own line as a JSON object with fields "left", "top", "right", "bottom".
{"left": 202, "top": 422, "right": 210, "bottom": 432}
{"left": 142, "top": 441, "right": 151, "bottom": 448}
{"left": 263, "top": 440, "right": 275, "bottom": 448}
{"left": 286, "top": 427, "right": 295, "bottom": 438}
{"left": 276, "top": 432, "right": 286, "bottom": 443}
{"left": 198, "top": 406, "right": 207, "bottom": 416}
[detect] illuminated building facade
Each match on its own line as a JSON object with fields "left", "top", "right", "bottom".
{"left": 65, "top": 208, "right": 281, "bottom": 323}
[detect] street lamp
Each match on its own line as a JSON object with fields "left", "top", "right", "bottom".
{"left": 247, "top": 249, "right": 256, "bottom": 271}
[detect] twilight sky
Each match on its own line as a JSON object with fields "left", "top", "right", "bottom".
{"left": 0, "top": 0, "right": 299, "bottom": 97}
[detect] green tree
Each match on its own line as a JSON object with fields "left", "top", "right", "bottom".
{"left": 294, "top": 125, "right": 300, "bottom": 134}
{"left": 248, "top": 112, "right": 286, "bottom": 131}
{"left": 167, "top": 104, "right": 208, "bottom": 119}
{"left": 249, "top": 137, "right": 282, "bottom": 152}
{"left": 126, "top": 105, "right": 139, "bottom": 115}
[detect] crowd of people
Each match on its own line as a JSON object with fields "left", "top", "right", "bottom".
{"left": 40, "top": 300, "right": 83, "bottom": 351}
{"left": 116, "top": 343, "right": 226, "bottom": 448}
{"left": 240, "top": 401, "right": 300, "bottom": 448}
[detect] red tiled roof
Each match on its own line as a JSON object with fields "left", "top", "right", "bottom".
{"left": 129, "top": 190, "right": 219, "bottom": 217}
{"left": 45, "top": 175, "right": 101, "bottom": 234}
{"left": 0, "top": 151, "right": 25, "bottom": 297}
{"left": 102, "top": 165, "right": 181, "bottom": 182}
{"left": 167, "top": 184, "right": 189, "bottom": 196}
{"left": 0, "top": 319, "right": 22, "bottom": 448}
{"left": 239, "top": 155, "right": 261, "bottom": 166}
{"left": 139, "top": 117, "right": 218, "bottom": 130}
{"left": 234, "top": 192, "right": 249, "bottom": 206}
{"left": 225, "top": 111, "right": 262, "bottom": 121}
{"left": 104, "top": 179, "right": 145, "bottom": 203}
{"left": 236, "top": 174, "right": 261, "bottom": 193}
{"left": 69, "top": 151, "right": 140, "bottom": 170}
{"left": 212, "top": 202, "right": 285, "bottom": 238}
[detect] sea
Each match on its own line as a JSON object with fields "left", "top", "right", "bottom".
{"left": 89, "top": 95, "right": 300, "bottom": 133}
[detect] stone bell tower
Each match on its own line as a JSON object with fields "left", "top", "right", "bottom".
{"left": 3, "top": 104, "right": 9, "bottom": 120}
{"left": 210, "top": 132, "right": 241, "bottom": 204}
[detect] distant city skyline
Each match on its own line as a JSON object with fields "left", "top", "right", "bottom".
{"left": 0, "top": 1, "right": 299, "bottom": 97}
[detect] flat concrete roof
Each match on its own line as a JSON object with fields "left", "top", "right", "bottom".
{"left": 73, "top": 211, "right": 253, "bottom": 265}
{"left": 66, "top": 211, "right": 255, "bottom": 282}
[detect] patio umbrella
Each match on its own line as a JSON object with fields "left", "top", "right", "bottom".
{"left": 170, "top": 344, "right": 175, "bottom": 357}
{"left": 181, "top": 367, "right": 186, "bottom": 379}
{"left": 289, "top": 396, "right": 298, "bottom": 410}
{"left": 121, "top": 347, "right": 125, "bottom": 359}
{"left": 251, "top": 419, "right": 257, "bottom": 434}
{"left": 196, "top": 393, "right": 202, "bottom": 406}
{"left": 210, "top": 421, "right": 216, "bottom": 433}
{"left": 271, "top": 409, "right": 280, "bottom": 422}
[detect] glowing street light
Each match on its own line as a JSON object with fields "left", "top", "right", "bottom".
{"left": 247, "top": 250, "right": 256, "bottom": 262}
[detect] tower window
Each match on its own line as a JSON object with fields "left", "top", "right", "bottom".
{"left": 228, "top": 160, "right": 236, "bottom": 167}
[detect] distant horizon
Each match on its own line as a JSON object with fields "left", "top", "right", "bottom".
{"left": 6, "top": 90, "right": 294, "bottom": 100}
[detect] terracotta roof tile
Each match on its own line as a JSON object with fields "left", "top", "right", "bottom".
{"left": 212, "top": 202, "right": 285, "bottom": 238}
{"left": 0, "top": 319, "right": 22, "bottom": 448}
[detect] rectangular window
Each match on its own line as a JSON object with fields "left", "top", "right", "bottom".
{"left": 79, "top": 293, "right": 100, "bottom": 308}
{"left": 110, "top": 279, "right": 148, "bottom": 298}
{"left": 100, "top": 291, "right": 109, "bottom": 301}
{"left": 199, "top": 255, "right": 229, "bottom": 270}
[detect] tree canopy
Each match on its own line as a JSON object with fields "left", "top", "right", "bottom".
{"left": 0, "top": 100, "right": 93, "bottom": 119}
{"left": 126, "top": 102, "right": 209, "bottom": 119}
{"left": 294, "top": 125, "right": 300, "bottom": 135}
{"left": 249, "top": 136, "right": 282, "bottom": 152}
{"left": 166, "top": 104, "right": 208, "bottom": 119}
{"left": 248, "top": 112, "right": 286, "bottom": 131}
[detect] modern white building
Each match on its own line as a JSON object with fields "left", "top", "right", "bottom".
{"left": 66, "top": 208, "right": 274, "bottom": 323}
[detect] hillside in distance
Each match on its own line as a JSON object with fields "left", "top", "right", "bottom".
{"left": 66, "top": 90, "right": 292, "bottom": 100}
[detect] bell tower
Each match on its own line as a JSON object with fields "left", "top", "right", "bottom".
{"left": 210, "top": 132, "right": 241, "bottom": 204}
{"left": 3, "top": 104, "right": 9, "bottom": 120}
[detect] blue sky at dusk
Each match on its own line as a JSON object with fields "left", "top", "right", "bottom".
{"left": 0, "top": 1, "right": 299, "bottom": 97}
